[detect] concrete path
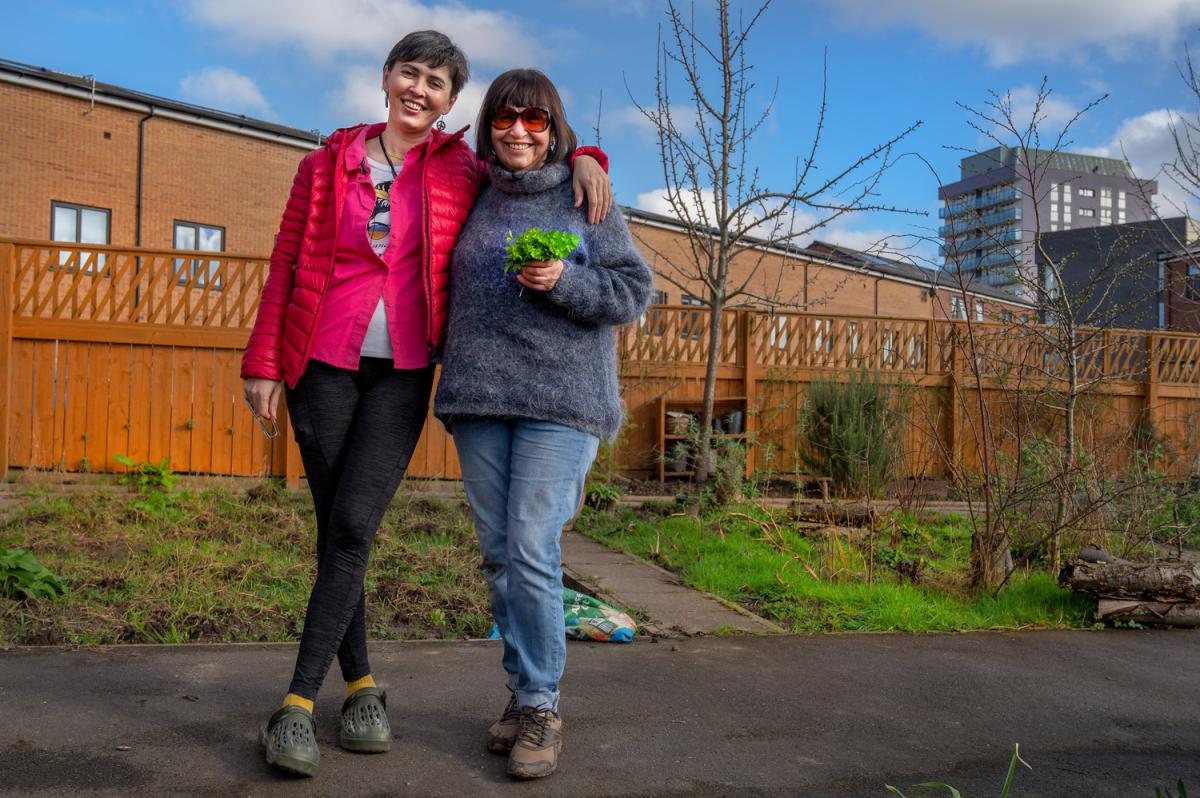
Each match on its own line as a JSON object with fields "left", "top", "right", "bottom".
{"left": 1, "top": 632, "right": 1198, "bottom": 796}
{"left": 561, "top": 531, "right": 781, "bottom": 637}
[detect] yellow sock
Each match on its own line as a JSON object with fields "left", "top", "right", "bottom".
{"left": 282, "top": 693, "right": 314, "bottom": 714}
{"left": 346, "top": 674, "right": 376, "bottom": 697}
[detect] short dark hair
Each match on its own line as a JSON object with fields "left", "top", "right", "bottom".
{"left": 383, "top": 30, "right": 469, "bottom": 96}
{"left": 475, "top": 69, "right": 577, "bottom": 167}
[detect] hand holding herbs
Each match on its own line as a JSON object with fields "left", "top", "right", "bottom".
{"left": 504, "top": 228, "right": 581, "bottom": 274}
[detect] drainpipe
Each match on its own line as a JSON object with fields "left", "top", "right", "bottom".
{"left": 134, "top": 106, "right": 155, "bottom": 310}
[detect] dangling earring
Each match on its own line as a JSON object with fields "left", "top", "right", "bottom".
{"left": 549, "top": 137, "right": 557, "bottom": 158}
{"left": 436, "top": 117, "right": 446, "bottom": 132}
{"left": 383, "top": 89, "right": 389, "bottom": 108}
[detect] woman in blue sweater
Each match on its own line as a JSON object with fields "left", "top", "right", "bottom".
{"left": 435, "top": 69, "right": 653, "bottom": 780}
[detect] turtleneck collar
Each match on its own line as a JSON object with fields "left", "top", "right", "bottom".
{"left": 488, "top": 161, "right": 571, "bottom": 195}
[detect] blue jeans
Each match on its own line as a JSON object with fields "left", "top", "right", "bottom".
{"left": 453, "top": 418, "right": 600, "bottom": 711}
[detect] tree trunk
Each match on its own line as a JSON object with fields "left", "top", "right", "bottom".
{"left": 1058, "top": 560, "right": 1200, "bottom": 602}
{"left": 789, "top": 501, "right": 879, "bottom": 529}
{"left": 1096, "top": 599, "right": 1200, "bottom": 628}
{"left": 696, "top": 295, "right": 726, "bottom": 484}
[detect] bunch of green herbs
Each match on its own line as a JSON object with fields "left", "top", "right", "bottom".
{"left": 503, "top": 227, "right": 581, "bottom": 274}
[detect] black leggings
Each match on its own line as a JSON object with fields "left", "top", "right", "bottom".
{"left": 285, "top": 358, "right": 433, "bottom": 699}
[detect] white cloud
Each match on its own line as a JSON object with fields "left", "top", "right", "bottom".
{"left": 1002, "top": 85, "right": 1079, "bottom": 133}
{"left": 180, "top": 67, "right": 271, "bottom": 116}
{"left": 636, "top": 186, "right": 719, "bottom": 222}
{"left": 189, "top": 0, "right": 544, "bottom": 69}
{"left": 1085, "top": 108, "right": 1193, "bottom": 216}
{"left": 331, "top": 63, "right": 488, "bottom": 134}
{"left": 598, "top": 104, "right": 659, "bottom": 143}
{"left": 820, "top": 0, "right": 1200, "bottom": 67}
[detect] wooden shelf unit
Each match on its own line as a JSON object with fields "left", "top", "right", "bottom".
{"left": 655, "top": 396, "right": 749, "bottom": 481}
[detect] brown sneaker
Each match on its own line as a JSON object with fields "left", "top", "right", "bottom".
{"left": 506, "top": 707, "right": 562, "bottom": 779}
{"left": 487, "top": 692, "right": 522, "bottom": 754}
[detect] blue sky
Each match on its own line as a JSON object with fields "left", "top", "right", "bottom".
{"left": 7, "top": 0, "right": 1200, "bottom": 265}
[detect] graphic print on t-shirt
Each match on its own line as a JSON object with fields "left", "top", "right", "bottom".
{"left": 366, "top": 178, "right": 393, "bottom": 257}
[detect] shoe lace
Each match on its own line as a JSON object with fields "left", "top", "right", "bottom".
{"left": 501, "top": 694, "right": 521, "bottom": 723}
{"left": 516, "top": 708, "right": 552, "bottom": 746}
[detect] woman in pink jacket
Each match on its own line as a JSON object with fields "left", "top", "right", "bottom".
{"left": 240, "top": 30, "right": 610, "bottom": 778}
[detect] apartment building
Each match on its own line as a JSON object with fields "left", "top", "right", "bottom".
{"left": 939, "top": 146, "right": 1157, "bottom": 300}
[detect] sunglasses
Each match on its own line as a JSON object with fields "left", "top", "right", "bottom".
{"left": 491, "top": 105, "right": 552, "bottom": 133}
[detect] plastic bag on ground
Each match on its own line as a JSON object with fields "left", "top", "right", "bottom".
{"left": 487, "top": 587, "right": 637, "bottom": 642}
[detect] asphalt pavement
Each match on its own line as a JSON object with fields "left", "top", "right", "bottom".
{"left": 1, "top": 631, "right": 1197, "bottom": 797}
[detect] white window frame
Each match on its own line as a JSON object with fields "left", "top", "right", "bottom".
{"left": 51, "top": 201, "right": 110, "bottom": 273}
{"left": 173, "top": 220, "right": 226, "bottom": 289}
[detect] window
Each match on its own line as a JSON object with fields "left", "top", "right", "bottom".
{"left": 680, "top": 294, "right": 704, "bottom": 340}
{"left": 1062, "top": 184, "right": 1072, "bottom": 202}
{"left": 1077, "top": 188, "right": 1095, "bottom": 198}
{"left": 811, "top": 318, "right": 832, "bottom": 354}
{"left": 768, "top": 315, "right": 790, "bottom": 350}
{"left": 1050, "top": 223, "right": 1058, "bottom": 232}
{"left": 1043, "top": 268, "right": 1060, "bottom": 301}
{"left": 1077, "top": 208, "right": 1095, "bottom": 218}
{"left": 975, "top": 302, "right": 985, "bottom": 322}
{"left": 173, "top": 221, "right": 225, "bottom": 288}
{"left": 950, "top": 296, "right": 966, "bottom": 320}
{"left": 51, "top": 201, "right": 110, "bottom": 272}
{"left": 1100, "top": 187, "right": 1111, "bottom": 206}
{"left": 639, "top": 291, "right": 669, "bottom": 335}
{"left": 1100, "top": 208, "right": 1112, "bottom": 225}
{"left": 1050, "top": 204, "right": 1059, "bottom": 223}
{"left": 1188, "top": 263, "right": 1200, "bottom": 301}
{"left": 1118, "top": 191, "right": 1126, "bottom": 209}
{"left": 1000, "top": 309, "right": 1013, "bottom": 323}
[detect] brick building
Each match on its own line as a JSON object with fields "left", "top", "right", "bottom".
{"left": 631, "top": 207, "right": 1032, "bottom": 321}
{"left": 1036, "top": 217, "right": 1200, "bottom": 331}
{"left": 0, "top": 58, "right": 319, "bottom": 257}
{"left": 1, "top": 56, "right": 1025, "bottom": 322}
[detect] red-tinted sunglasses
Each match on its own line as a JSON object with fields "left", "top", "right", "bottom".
{"left": 491, "top": 105, "right": 552, "bottom": 133}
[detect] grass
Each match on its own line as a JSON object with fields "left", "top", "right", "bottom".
{"left": 573, "top": 504, "right": 1094, "bottom": 633}
{"left": 0, "top": 483, "right": 491, "bottom": 647}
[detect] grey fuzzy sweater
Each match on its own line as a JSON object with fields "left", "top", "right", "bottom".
{"left": 434, "top": 162, "right": 653, "bottom": 441}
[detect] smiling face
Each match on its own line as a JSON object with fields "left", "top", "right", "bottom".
{"left": 490, "top": 106, "right": 552, "bottom": 173}
{"left": 382, "top": 60, "right": 457, "bottom": 137}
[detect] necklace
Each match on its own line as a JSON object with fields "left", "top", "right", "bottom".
{"left": 376, "top": 135, "right": 404, "bottom": 175}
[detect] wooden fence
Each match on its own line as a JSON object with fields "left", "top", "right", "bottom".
{"left": 3, "top": 239, "right": 1199, "bottom": 486}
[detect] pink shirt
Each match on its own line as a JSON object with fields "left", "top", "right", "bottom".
{"left": 310, "top": 124, "right": 430, "bottom": 370}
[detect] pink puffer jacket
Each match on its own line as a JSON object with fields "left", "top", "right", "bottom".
{"left": 241, "top": 123, "right": 483, "bottom": 386}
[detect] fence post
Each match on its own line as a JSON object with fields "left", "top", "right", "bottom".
{"left": 0, "top": 243, "right": 13, "bottom": 482}
{"left": 1145, "top": 333, "right": 1160, "bottom": 436}
{"left": 947, "top": 327, "right": 962, "bottom": 475}
{"left": 739, "top": 310, "right": 758, "bottom": 477}
{"left": 925, "top": 318, "right": 934, "bottom": 375}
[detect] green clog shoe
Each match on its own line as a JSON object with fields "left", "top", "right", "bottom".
{"left": 340, "top": 687, "right": 392, "bottom": 753}
{"left": 260, "top": 704, "right": 319, "bottom": 777}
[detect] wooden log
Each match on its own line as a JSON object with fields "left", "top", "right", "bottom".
{"left": 1058, "top": 560, "right": 1200, "bottom": 602}
{"left": 1097, "top": 599, "right": 1200, "bottom": 628}
{"left": 789, "top": 501, "right": 879, "bottom": 528}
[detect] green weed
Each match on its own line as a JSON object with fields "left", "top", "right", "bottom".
{"left": 886, "top": 744, "right": 1030, "bottom": 797}
{"left": 574, "top": 506, "right": 1093, "bottom": 632}
{"left": 0, "top": 539, "right": 66, "bottom": 600}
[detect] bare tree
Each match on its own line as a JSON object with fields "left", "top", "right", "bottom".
{"left": 939, "top": 80, "right": 1176, "bottom": 587}
{"left": 629, "top": 0, "right": 921, "bottom": 482}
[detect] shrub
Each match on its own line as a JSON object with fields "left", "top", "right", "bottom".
{"left": 798, "top": 370, "right": 905, "bottom": 498}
